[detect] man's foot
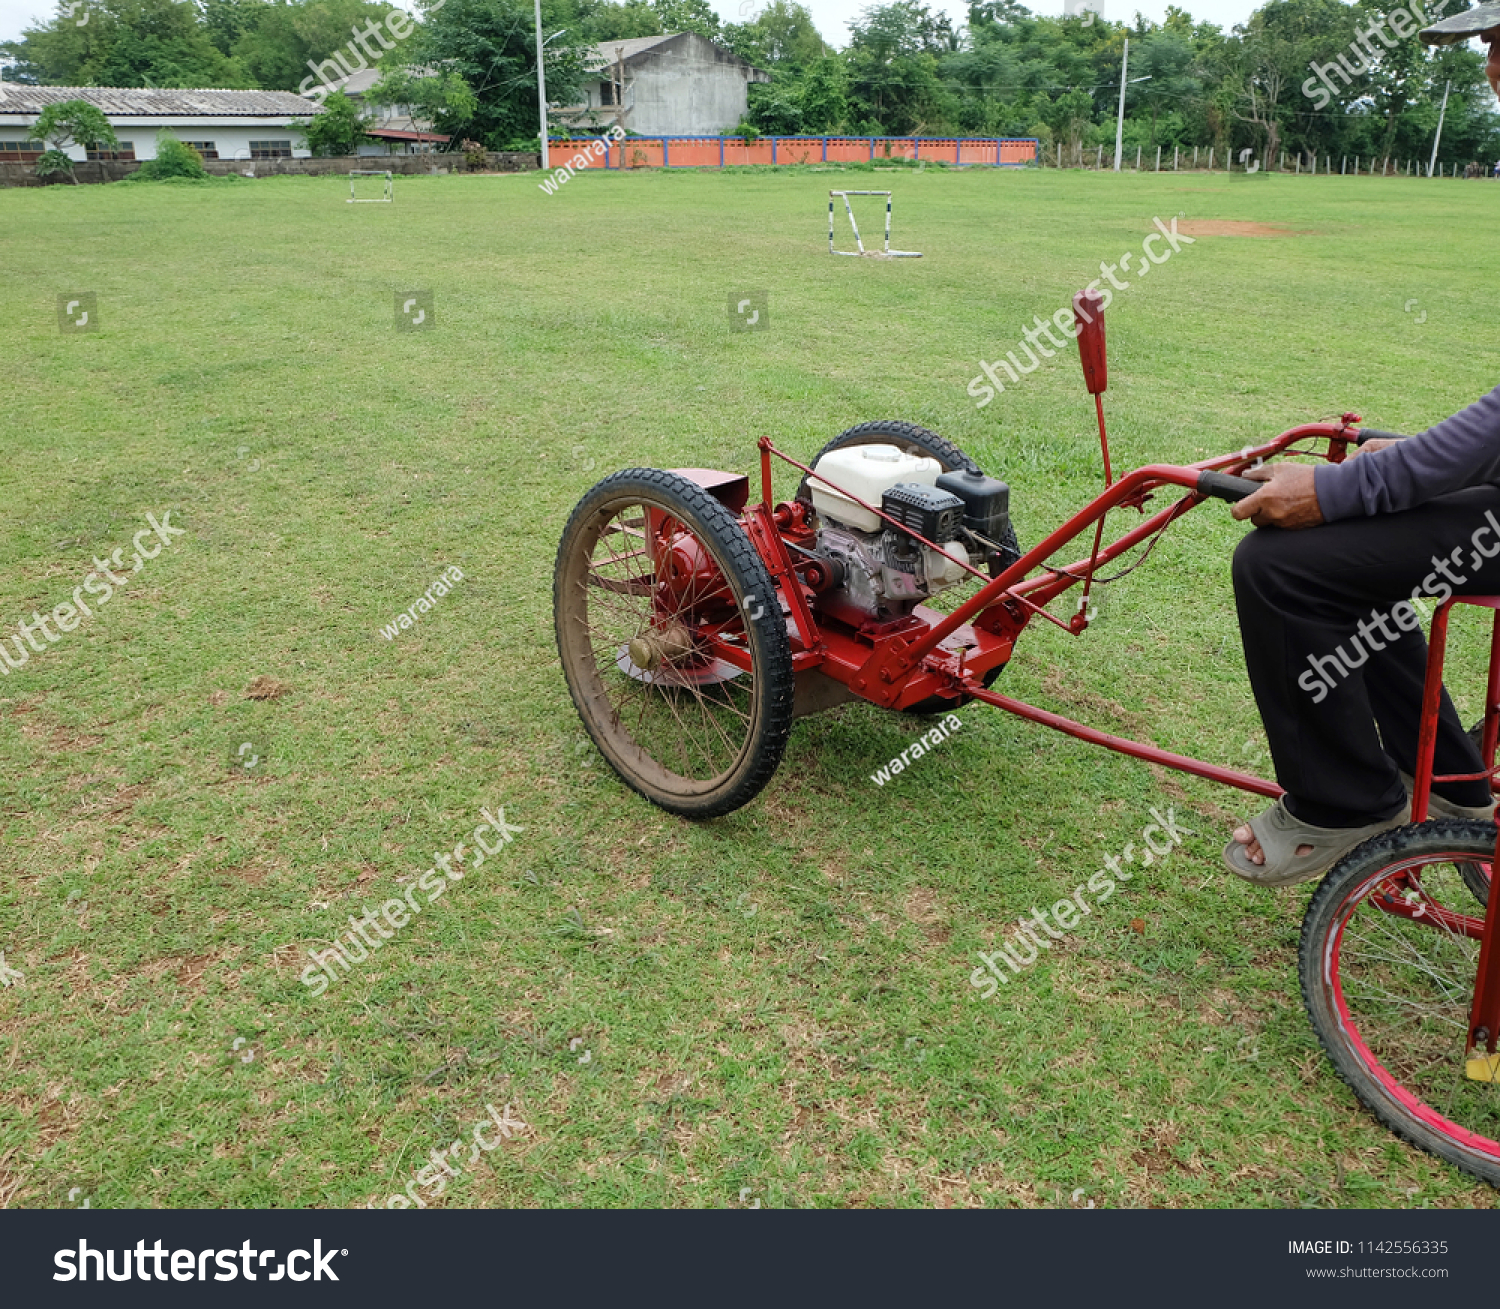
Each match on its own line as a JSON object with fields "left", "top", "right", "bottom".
{"left": 1224, "top": 797, "right": 1411, "bottom": 888}
{"left": 1230, "top": 823, "right": 1309, "bottom": 866}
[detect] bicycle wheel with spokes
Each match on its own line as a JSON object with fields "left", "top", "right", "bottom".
{"left": 1300, "top": 819, "right": 1500, "bottom": 1186}
{"left": 553, "top": 468, "right": 794, "bottom": 819}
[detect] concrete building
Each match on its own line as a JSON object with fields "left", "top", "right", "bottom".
{"left": 555, "top": 33, "right": 769, "bottom": 137}
{"left": 0, "top": 86, "right": 317, "bottom": 162}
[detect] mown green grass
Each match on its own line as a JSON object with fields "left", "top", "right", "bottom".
{"left": 1, "top": 163, "right": 1497, "bottom": 1209}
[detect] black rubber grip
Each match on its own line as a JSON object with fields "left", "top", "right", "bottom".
{"left": 1355, "top": 427, "right": 1408, "bottom": 445}
{"left": 1196, "top": 470, "right": 1262, "bottom": 502}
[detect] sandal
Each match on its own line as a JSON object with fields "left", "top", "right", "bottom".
{"left": 1400, "top": 771, "right": 1496, "bottom": 821}
{"left": 1223, "top": 796, "right": 1411, "bottom": 888}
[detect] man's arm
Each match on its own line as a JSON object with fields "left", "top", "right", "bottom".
{"left": 1312, "top": 384, "right": 1500, "bottom": 521}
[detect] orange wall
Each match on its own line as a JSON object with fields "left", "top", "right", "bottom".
{"left": 546, "top": 137, "right": 1040, "bottom": 170}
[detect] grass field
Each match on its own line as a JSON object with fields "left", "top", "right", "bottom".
{"left": 2, "top": 161, "right": 1498, "bottom": 1209}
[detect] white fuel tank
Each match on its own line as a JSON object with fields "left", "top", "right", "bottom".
{"left": 809, "top": 444, "right": 942, "bottom": 532}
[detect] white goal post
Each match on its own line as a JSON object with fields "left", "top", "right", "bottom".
{"left": 348, "top": 170, "right": 394, "bottom": 203}
{"left": 828, "top": 190, "right": 922, "bottom": 258}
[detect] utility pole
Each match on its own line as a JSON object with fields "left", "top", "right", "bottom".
{"left": 1428, "top": 79, "right": 1450, "bottom": 178}
{"left": 534, "top": 0, "right": 548, "bottom": 170}
{"left": 615, "top": 47, "right": 625, "bottom": 134}
{"left": 1114, "top": 37, "right": 1128, "bottom": 172}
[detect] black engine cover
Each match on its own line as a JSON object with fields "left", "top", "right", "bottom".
{"left": 935, "top": 467, "right": 1012, "bottom": 543}
{"left": 880, "top": 482, "right": 964, "bottom": 543}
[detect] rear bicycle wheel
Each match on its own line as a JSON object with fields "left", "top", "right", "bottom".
{"left": 553, "top": 468, "right": 794, "bottom": 819}
{"left": 1300, "top": 819, "right": 1500, "bottom": 1186}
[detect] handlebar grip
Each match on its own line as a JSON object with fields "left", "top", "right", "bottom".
{"left": 1196, "top": 470, "right": 1263, "bottom": 502}
{"left": 1355, "top": 428, "right": 1409, "bottom": 444}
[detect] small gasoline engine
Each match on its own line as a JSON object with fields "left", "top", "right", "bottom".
{"left": 801, "top": 444, "right": 1015, "bottom": 624}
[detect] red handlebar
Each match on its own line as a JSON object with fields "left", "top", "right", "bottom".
{"left": 1074, "top": 288, "right": 1107, "bottom": 395}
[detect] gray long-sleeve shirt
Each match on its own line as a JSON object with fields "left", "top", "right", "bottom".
{"left": 1313, "top": 386, "right": 1500, "bottom": 522}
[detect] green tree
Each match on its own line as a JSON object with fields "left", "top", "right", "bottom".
{"left": 31, "top": 97, "right": 119, "bottom": 181}
{"left": 14, "top": 0, "right": 249, "bottom": 87}
{"left": 131, "top": 130, "right": 210, "bottom": 176}
{"left": 576, "top": 0, "right": 663, "bottom": 42}
{"left": 650, "top": 0, "right": 721, "bottom": 39}
{"left": 798, "top": 55, "right": 848, "bottom": 131}
{"left": 292, "top": 87, "right": 369, "bottom": 152}
{"left": 367, "top": 65, "right": 480, "bottom": 138}
{"left": 200, "top": 0, "right": 272, "bottom": 56}
{"left": 382, "top": 0, "right": 594, "bottom": 150}
{"left": 248, "top": 0, "right": 415, "bottom": 94}
{"left": 1129, "top": 29, "right": 1199, "bottom": 148}
{"left": 721, "top": 0, "right": 828, "bottom": 71}
{"left": 846, "top": 1, "right": 961, "bottom": 135}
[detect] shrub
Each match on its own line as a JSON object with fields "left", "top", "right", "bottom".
{"left": 134, "top": 136, "right": 209, "bottom": 181}
{"left": 461, "top": 139, "right": 488, "bottom": 170}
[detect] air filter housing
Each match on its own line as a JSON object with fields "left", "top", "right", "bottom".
{"left": 880, "top": 482, "right": 964, "bottom": 543}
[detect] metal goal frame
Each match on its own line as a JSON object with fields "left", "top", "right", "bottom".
{"left": 828, "top": 190, "right": 922, "bottom": 258}
{"left": 348, "top": 170, "right": 394, "bottom": 203}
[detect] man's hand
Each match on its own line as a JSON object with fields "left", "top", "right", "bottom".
{"left": 1230, "top": 463, "right": 1324, "bottom": 530}
{"left": 1349, "top": 437, "right": 1401, "bottom": 458}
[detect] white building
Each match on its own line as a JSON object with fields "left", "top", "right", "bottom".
{"left": 0, "top": 86, "right": 317, "bottom": 162}
{"left": 556, "top": 33, "right": 769, "bottom": 137}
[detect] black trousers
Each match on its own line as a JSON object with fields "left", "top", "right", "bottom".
{"left": 1231, "top": 485, "right": 1500, "bottom": 827}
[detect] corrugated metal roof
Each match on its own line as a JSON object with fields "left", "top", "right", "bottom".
{"left": 586, "top": 34, "right": 679, "bottom": 67}
{"left": 0, "top": 86, "right": 316, "bottom": 116}
{"left": 301, "top": 65, "right": 439, "bottom": 99}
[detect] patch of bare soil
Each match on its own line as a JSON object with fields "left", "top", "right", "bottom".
{"left": 1176, "top": 220, "right": 1307, "bottom": 237}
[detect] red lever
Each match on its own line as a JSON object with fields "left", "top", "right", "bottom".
{"left": 1074, "top": 289, "right": 1107, "bottom": 395}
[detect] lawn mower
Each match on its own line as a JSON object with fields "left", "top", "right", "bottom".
{"left": 552, "top": 289, "right": 1500, "bottom": 1188}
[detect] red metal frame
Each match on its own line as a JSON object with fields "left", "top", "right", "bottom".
{"left": 690, "top": 415, "right": 1500, "bottom": 1065}
{"left": 1402, "top": 596, "right": 1500, "bottom": 1058}
{"left": 741, "top": 420, "right": 1361, "bottom": 782}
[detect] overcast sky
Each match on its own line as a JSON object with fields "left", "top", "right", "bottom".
{"left": 0, "top": 0, "right": 1264, "bottom": 55}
